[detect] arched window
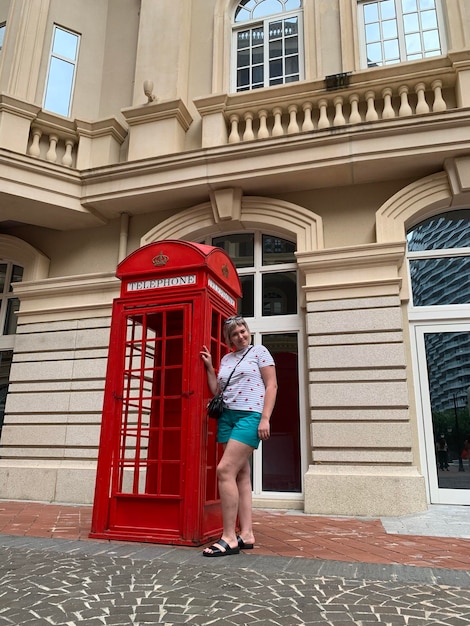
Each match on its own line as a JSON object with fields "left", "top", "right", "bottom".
{"left": 407, "top": 210, "right": 470, "bottom": 501}
{"left": 233, "top": 0, "right": 303, "bottom": 92}
{"left": 204, "top": 230, "right": 304, "bottom": 496}
{"left": 211, "top": 231, "right": 297, "bottom": 316}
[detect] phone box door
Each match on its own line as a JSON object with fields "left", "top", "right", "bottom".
{"left": 90, "top": 240, "right": 241, "bottom": 545}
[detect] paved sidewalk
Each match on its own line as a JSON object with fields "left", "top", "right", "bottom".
{"left": 0, "top": 501, "right": 470, "bottom": 625}
{"left": 0, "top": 500, "right": 469, "bottom": 570}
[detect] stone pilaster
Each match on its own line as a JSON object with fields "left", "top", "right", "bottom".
{"left": 297, "top": 242, "right": 427, "bottom": 516}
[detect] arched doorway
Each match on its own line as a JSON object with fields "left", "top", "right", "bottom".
{"left": 204, "top": 230, "right": 303, "bottom": 496}
{"left": 141, "top": 193, "right": 324, "bottom": 504}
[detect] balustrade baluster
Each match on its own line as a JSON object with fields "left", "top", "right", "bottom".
{"left": 317, "top": 98, "right": 330, "bottom": 129}
{"left": 302, "top": 102, "right": 314, "bottom": 131}
{"left": 62, "top": 140, "right": 74, "bottom": 167}
{"left": 415, "top": 82, "right": 430, "bottom": 114}
{"left": 365, "top": 91, "right": 378, "bottom": 121}
{"left": 381, "top": 88, "right": 395, "bottom": 119}
{"left": 46, "top": 135, "right": 58, "bottom": 162}
{"left": 431, "top": 79, "right": 447, "bottom": 112}
{"left": 333, "top": 96, "right": 346, "bottom": 126}
{"left": 228, "top": 114, "right": 240, "bottom": 143}
{"left": 287, "top": 104, "right": 299, "bottom": 134}
{"left": 243, "top": 112, "right": 255, "bottom": 141}
{"left": 398, "top": 85, "right": 412, "bottom": 117}
{"left": 258, "top": 109, "right": 269, "bottom": 138}
{"left": 28, "top": 128, "right": 42, "bottom": 157}
{"left": 348, "top": 94, "right": 362, "bottom": 124}
{"left": 272, "top": 107, "right": 284, "bottom": 137}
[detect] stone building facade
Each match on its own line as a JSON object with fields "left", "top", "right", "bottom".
{"left": 0, "top": 0, "right": 469, "bottom": 515}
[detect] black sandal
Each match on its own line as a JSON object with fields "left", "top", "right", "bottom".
{"left": 203, "top": 538, "right": 240, "bottom": 557}
{"left": 237, "top": 535, "right": 254, "bottom": 550}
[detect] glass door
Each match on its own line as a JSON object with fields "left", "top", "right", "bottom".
{"left": 414, "top": 324, "right": 470, "bottom": 504}
{"left": 208, "top": 231, "right": 305, "bottom": 498}
{"left": 261, "top": 332, "right": 301, "bottom": 493}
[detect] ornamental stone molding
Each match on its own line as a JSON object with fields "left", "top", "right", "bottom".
{"left": 375, "top": 157, "right": 470, "bottom": 244}
{"left": 0, "top": 234, "right": 49, "bottom": 282}
{"left": 141, "top": 192, "right": 324, "bottom": 253}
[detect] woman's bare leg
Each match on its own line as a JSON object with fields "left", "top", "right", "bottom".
{"left": 236, "top": 459, "right": 255, "bottom": 545}
{"left": 203, "top": 439, "right": 253, "bottom": 554}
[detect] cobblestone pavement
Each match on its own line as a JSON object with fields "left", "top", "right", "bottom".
{"left": 0, "top": 535, "right": 469, "bottom": 626}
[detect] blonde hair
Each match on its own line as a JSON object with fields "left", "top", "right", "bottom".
{"left": 223, "top": 315, "right": 250, "bottom": 347}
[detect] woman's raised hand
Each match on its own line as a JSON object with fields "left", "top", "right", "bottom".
{"left": 200, "top": 345, "right": 212, "bottom": 369}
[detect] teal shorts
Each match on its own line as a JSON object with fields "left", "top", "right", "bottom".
{"left": 217, "top": 408, "right": 262, "bottom": 449}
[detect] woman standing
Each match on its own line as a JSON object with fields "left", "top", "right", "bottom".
{"left": 200, "top": 315, "right": 277, "bottom": 557}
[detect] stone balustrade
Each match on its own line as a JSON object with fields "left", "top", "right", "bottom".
{"left": 0, "top": 96, "right": 127, "bottom": 170}
{"left": 225, "top": 77, "right": 451, "bottom": 144}
{"left": 27, "top": 111, "right": 78, "bottom": 167}
{"left": 28, "top": 126, "right": 76, "bottom": 167}
{"left": 26, "top": 112, "right": 127, "bottom": 169}
{"left": 195, "top": 57, "right": 462, "bottom": 148}
{"left": 3, "top": 55, "right": 468, "bottom": 167}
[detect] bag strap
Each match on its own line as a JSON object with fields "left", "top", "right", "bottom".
{"left": 221, "top": 346, "right": 253, "bottom": 392}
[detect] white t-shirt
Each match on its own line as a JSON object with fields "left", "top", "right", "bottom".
{"left": 217, "top": 345, "right": 275, "bottom": 413}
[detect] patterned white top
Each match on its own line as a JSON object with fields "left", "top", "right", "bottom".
{"left": 217, "top": 345, "right": 275, "bottom": 413}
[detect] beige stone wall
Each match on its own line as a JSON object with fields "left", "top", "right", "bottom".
{"left": 277, "top": 179, "right": 415, "bottom": 248}
{"left": 0, "top": 316, "right": 110, "bottom": 503}
{"left": 0, "top": 271, "right": 119, "bottom": 503}
{"left": 97, "top": 0, "right": 140, "bottom": 119}
{"left": 5, "top": 218, "right": 124, "bottom": 277}
{"left": 0, "top": 1, "right": 11, "bottom": 27}
{"left": 29, "top": 0, "right": 139, "bottom": 120}
{"left": 0, "top": 0, "right": 469, "bottom": 513}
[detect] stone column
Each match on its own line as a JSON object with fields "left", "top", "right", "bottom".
{"left": 2, "top": 0, "right": 51, "bottom": 102}
{"left": 297, "top": 242, "right": 427, "bottom": 517}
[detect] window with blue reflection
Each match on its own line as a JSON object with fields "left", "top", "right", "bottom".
{"left": 53, "top": 27, "right": 79, "bottom": 60}
{"left": 43, "top": 26, "right": 80, "bottom": 117}
{"left": 408, "top": 211, "right": 470, "bottom": 251}
{"left": 409, "top": 257, "right": 470, "bottom": 306}
{"left": 408, "top": 211, "right": 470, "bottom": 307}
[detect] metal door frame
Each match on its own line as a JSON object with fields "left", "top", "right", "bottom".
{"left": 412, "top": 321, "right": 470, "bottom": 505}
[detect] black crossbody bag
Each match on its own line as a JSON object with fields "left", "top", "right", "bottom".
{"left": 206, "top": 346, "right": 253, "bottom": 419}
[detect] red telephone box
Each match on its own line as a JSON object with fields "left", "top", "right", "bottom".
{"left": 90, "top": 240, "right": 241, "bottom": 546}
